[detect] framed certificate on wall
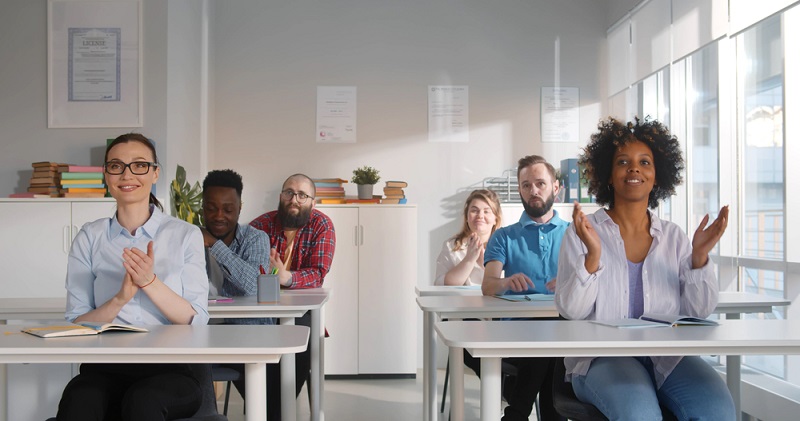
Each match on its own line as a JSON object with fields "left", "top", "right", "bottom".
{"left": 48, "top": 0, "right": 142, "bottom": 128}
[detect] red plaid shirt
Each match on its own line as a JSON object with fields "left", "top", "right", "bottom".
{"left": 249, "top": 209, "right": 336, "bottom": 289}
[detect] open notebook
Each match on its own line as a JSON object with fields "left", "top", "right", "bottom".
{"left": 591, "top": 313, "right": 719, "bottom": 328}
{"left": 22, "top": 322, "right": 148, "bottom": 338}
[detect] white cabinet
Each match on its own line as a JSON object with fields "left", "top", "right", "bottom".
{"left": 0, "top": 199, "right": 116, "bottom": 421}
{"left": 318, "top": 205, "right": 418, "bottom": 376}
{"left": 0, "top": 199, "right": 117, "bottom": 298}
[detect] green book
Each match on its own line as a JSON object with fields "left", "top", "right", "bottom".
{"left": 61, "top": 172, "right": 104, "bottom": 180}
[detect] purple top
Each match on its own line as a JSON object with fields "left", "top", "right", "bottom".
{"left": 627, "top": 260, "right": 644, "bottom": 319}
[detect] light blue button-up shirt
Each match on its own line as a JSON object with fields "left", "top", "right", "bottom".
{"left": 484, "top": 210, "right": 569, "bottom": 294}
{"left": 65, "top": 206, "right": 209, "bottom": 325}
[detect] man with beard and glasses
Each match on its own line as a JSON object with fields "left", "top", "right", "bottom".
{"left": 250, "top": 173, "right": 335, "bottom": 421}
{"left": 477, "top": 155, "right": 568, "bottom": 421}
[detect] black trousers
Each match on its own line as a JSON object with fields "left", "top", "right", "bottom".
{"left": 56, "top": 363, "right": 202, "bottom": 421}
{"left": 464, "top": 352, "right": 561, "bottom": 421}
{"left": 223, "top": 311, "right": 312, "bottom": 421}
{"left": 462, "top": 315, "right": 565, "bottom": 421}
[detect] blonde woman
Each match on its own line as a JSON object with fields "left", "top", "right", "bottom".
{"left": 435, "top": 189, "right": 502, "bottom": 286}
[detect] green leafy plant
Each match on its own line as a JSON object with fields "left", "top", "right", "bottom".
{"left": 170, "top": 164, "right": 203, "bottom": 226}
{"left": 351, "top": 166, "right": 381, "bottom": 185}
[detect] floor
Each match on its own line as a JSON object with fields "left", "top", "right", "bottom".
{"left": 217, "top": 368, "right": 540, "bottom": 421}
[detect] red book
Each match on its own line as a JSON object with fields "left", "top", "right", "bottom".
{"left": 60, "top": 165, "right": 104, "bottom": 173}
{"left": 345, "top": 198, "right": 381, "bottom": 204}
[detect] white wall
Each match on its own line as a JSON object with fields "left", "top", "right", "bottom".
{"left": 0, "top": 0, "right": 205, "bottom": 211}
{"left": 209, "top": 0, "right": 608, "bottom": 288}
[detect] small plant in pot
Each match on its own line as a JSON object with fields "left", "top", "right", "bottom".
{"left": 351, "top": 166, "right": 381, "bottom": 199}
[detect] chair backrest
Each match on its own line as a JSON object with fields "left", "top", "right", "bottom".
{"left": 173, "top": 364, "right": 228, "bottom": 421}
{"left": 551, "top": 357, "right": 609, "bottom": 421}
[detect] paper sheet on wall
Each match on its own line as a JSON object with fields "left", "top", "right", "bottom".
{"left": 541, "top": 87, "right": 579, "bottom": 143}
{"left": 317, "top": 86, "right": 357, "bottom": 143}
{"left": 428, "top": 85, "right": 469, "bottom": 142}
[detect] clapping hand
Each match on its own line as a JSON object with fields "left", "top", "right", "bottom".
{"left": 122, "top": 241, "right": 156, "bottom": 287}
{"left": 572, "top": 202, "right": 601, "bottom": 273}
{"left": 691, "top": 205, "right": 729, "bottom": 268}
{"left": 465, "top": 232, "right": 485, "bottom": 265}
{"left": 117, "top": 273, "right": 138, "bottom": 302}
{"left": 269, "top": 248, "right": 291, "bottom": 286}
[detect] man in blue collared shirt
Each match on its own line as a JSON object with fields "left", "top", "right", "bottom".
{"left": 480, "top": 155, "right": 567, "bottom": 421}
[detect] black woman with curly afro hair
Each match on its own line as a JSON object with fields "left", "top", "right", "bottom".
{"left": 554, "top": 117, "right": 734, "bottom": 421}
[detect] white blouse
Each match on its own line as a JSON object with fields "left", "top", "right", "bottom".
{"left": 434, "top": 238, "right": 484, "bottom": 286}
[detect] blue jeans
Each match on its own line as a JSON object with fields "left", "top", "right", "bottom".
{"left": 571, "top": 356, "right": 735, "bottom": 421}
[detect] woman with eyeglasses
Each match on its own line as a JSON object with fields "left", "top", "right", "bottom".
{"left": 555, "top": 118, "right": 733, "bottom": 420}
{"left": 56, "top": 133, "right": 209, "bottom": 421}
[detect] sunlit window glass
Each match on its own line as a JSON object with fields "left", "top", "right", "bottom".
{"left": 739, "top": 14, "right": 784, "bottom": 261}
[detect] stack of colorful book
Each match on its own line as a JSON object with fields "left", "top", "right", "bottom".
{"left": 313, "top": 178, "right": 347, "bottom": 204}
{"left": 26, "top": 162, "right": 61, "bottom": 196}
{"left": 382, "top": 181, "right": 408, "bottom": 204}
{"left": 59, "top": 165, "right": 106, "bottom": 198}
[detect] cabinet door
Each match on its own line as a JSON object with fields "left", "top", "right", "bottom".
{"left": 0, "top": 202, "right": 71, "bottom": 297}
{"left": 71, "top": 200, "right": 117, "bottom": 240}
{"left": 357, "top": 206, "right": 417, "bottom": 374}
{"left": 317, "top": 206, "right": 360, "bottom": 375}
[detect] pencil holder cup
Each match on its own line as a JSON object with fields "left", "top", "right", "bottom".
{"left": 257, "top": 274, "right": 280, "bottom": 303}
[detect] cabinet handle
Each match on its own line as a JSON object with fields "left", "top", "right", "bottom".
{"left": 354, "top": 226, "right": 359, "bottom": 247}
{"left": 63, "top": 226, "right": 71, "bottom": 253}
{"left": 359, "top": 225, "right": 364, "bottom": 246}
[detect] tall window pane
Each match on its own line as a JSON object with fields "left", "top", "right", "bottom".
{"left": 742, "top": 266, "right": 786, "bottom": 378}
{"left": 738, "top": 15, "right": 784, "bottom": 261}
{"left": 689, "top": 43, "right": 719, "bottom": 230}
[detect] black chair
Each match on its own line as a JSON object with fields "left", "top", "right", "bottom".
{"left": 552, "top": 357, "right": 676, "bottom": 421}
{"left": 174, "top": 364, "right": 228, "bottom": 421}
{"left": 210, "top": 365, "right": 241, "bottom": 416}
{"left": 47, "top": 364, "right": 226, "bottom": 421}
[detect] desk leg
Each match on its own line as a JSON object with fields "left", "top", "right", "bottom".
{"left": 449, "top": 346, "right": 464, "bottom": 421}
{"left": 310, "top": 307, "right": 324, "bottom": 421}
{"left": 480, "top": 357, "right": 501, "bottom": 421}
{"left": 280, "top": 316, "right": 297, "bottom": 421}
{"left": 245, "top": 363, "right": 267, "bottom": 421}
{"left": 423, "top": 310, "right": 437, "bottom": 421}
{"left": 726, "top": 313, "right": 742, "bottom": 421}
{"left": 1, "top": 319, "right": 6, "bottom": 421}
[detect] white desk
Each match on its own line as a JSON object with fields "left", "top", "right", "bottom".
{"left": 417, "top": 292, "right": 790, "bottom": 421}
{"left": 0, "top": 324, "right": 308, "bottom": 421}
{"left": 436, "top": 319, "right": 800, "bottom": 421}
{"left": 0, "top": 290, "right": 329, "bottom": 421}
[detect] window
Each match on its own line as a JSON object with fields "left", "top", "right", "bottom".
{"left": 738, "top": 14, "right": 784, "bottom": 261}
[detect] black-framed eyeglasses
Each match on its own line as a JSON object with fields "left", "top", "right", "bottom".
{"left": 104, "top": 161, "right": 158, "bottom": 175}
{"left": 281, "top": 189, "right": 314, "bottom": 204}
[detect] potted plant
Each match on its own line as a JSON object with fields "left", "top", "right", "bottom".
{"left": 351, "top": 165, "right": 381, "bottom": 199}
{"left": 170, "top": 164, "right": 203, "bottom": 225}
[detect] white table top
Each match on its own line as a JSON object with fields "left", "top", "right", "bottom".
{"left": 435, "top": 319, "right": 800, "bottom": 358}
{"left": 0, "top": 291, "right": 329, "bottom": 321}
{"left": 417, "top": 295, "right": 559, "bottom": 318}
{"left": 416, "top": 291, "right": 788, "bottom": 317}
{"left": 0, "top": 324, "right": 309, "bottom": 364}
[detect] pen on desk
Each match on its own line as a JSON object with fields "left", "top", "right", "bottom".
{"left": 524, "top": 295, "right": 532, "bottom": 301}
{"left": 259, "top": 264, "right": 266, "bottom": 275}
